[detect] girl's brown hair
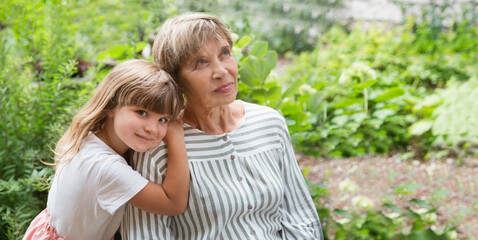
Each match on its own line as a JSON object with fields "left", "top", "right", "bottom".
{"left": 54, "top": 59, "right": 181, "bottom": 167}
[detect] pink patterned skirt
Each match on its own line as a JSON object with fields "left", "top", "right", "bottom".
{"left": 23, "top": 208, "right": 65, "bottom": 240}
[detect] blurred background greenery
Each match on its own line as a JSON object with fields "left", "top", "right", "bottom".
{"left": 1, "top": 0, "right": 477, "bottom": 239}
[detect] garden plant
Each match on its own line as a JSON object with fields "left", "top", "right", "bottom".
{"left": 1, "top": 0, "right": 477, "bottom": 239}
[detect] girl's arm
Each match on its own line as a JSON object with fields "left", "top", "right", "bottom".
{"left": 128, "top": 121, "right": 190, "bottom": 216}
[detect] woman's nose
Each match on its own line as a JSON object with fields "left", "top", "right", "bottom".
{"left": 211, "top": 60, "right": 228, "bottom": 79}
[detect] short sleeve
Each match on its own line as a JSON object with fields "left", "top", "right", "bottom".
{"left": 97, "top": 157, "right": 149, "bottom": 215}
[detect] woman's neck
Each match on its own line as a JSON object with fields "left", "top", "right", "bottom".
{"left": 183, "top": 100, "right": 244, "bottom": 135}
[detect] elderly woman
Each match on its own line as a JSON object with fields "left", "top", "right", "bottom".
{"left": 121, "top": 13, "right": 323, "bottom": 239}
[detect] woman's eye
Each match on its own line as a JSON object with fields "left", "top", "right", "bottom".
{"left": 137, "top": 110, "right": 148, "bottom": 117}
{"left": 159, "top": 117, "right": 168, "bottom": 123}
{"left": 196, "top": 60, "right": 206, "bottom": 67}
{"left": 222, "top": 49, "right": 231, "bottom": 56}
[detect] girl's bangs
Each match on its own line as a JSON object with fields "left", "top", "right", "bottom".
{"left": 119, "top": 80, "right": 181, "bottom": 120}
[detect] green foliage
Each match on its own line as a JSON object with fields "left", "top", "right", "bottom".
{"left": 1, "top": 0, "right": 476, "bottom": 238}
{"left": 277, "top": 18, "right": 478, "bottom": 157}
{"left": 307, "top": 177, "right": 457, "bottom": 240}
{"left": 171, "top": 0, "right": 343, "bottom": 53}
{"left": 431, "top": 80, "right": 478, "bottom": 146}
{"left": 0, "top": 0, "right": 176, "bottom": 238}
{"left": 411, "top": 79, "right": 478, "bottom": 156}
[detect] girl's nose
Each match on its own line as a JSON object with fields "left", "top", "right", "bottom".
{"left": 144, "top": 121, "right": 159, "bottom": 135}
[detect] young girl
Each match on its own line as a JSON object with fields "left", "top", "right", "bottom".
{"left": 23, "top": 59, "right": 189, "bottom": 240}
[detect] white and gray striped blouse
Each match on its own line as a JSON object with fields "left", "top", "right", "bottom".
{"left": 121, "top": 101, "right": 323, "bottom": 239}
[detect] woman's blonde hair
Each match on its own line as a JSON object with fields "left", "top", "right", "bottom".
{"left": 152, "top": 12, "right": 233, "bottom": 85}
{"left": 54, "top": 59, "right": 181, "bottom": 166}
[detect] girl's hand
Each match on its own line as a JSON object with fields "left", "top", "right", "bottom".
{"left": 163, "top": 118, "right": 184, "bottom": 144}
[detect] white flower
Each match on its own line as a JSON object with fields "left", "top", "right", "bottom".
{"left": 385, "top": 212, "right": 401, "bottom": 219}
{"left": 413, "top": 208, "right": 437, "bottom": 223}
{"left": 339, "top": 178, "right": 359, "bottom": 193}
{"left": 299, "top": 84, "right": 317, "bottom": 94}
{"left": 426, "top": 163, "right": 438, "bottom": 177}
{"left": 335, "top": 217, "right": 350, "bottom": 224}
{"left": 351, "top": 195, "right": 374, "bottom": 210}
{"left": 338, "top": 71, "right": 352, "bottom": 84}
{"left": 447, "top": 230, "right": 458, "bottom": 240}
{"left": 231, "top": 33, "right": 239, "bottom": 43}
{"left": 338, "top": 62, "right": 377, "bottom": 85}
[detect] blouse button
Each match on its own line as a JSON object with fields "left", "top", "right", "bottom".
{"left": 248, "top": 205, "right": 253, "bottom": 210}
{"left": 222, "top": 135, "right": 228, "bottom": 141}
{"left": 230, "top": 155, "right": 235, "bottom": 160}
{"left": 237, "top": 176, "right": 243, "bottom": 181}
{"left": 250, "top": 230, "right": 256, "bottom": 235}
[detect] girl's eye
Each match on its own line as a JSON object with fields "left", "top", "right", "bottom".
{"left": 159, "top": 117, "right": 168, "bottom": 123}
{"left": 137, "top": 110, "right": 148, "bottom": 117}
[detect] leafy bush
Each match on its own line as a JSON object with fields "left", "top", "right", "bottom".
{"left": 0, "top": 1, "right": 88, "bottom": 237}
{"left": 410, "top": 79, "right": 478, "bottom": 157}
{"left": 304, "top": 175, "right": 457, "bottom": 240}
{"left": 0, "top": 0, "right": 176, "bottom": 238}
{"left": 1, "top": 0, "right": 476, "bottom": 238}
{"left": 275, "top": 19, "right": 478, "bottom": 158}
{"left": 330, "top": 199, "right": 456, "bottom": 240}
{"left": 172, "top": 0, "right": 343, "bottom": 53}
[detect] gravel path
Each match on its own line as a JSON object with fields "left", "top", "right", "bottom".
{"left": 298, "top": 154, "right": 478, "bottom": 239}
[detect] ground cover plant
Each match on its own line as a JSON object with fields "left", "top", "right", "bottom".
{"left": 1, "top": 0, "right": 477, "bottom": 239}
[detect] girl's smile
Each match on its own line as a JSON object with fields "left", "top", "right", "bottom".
{"left": 100, "top": 105, "right": 170, "bottom": 154}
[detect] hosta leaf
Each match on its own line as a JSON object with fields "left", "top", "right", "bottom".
{"left": 410, "top": 198, "right": 433, "bottom": 209}
{"left": 383, "top": 203, "right": 403, "bottom": 213}
{"left": 283, "top": 77, "right": 307, "bottom": 99}
{"left": 333, "top": 98, "right": 363, "bottom": 109}
{"left": 409, "top": 120, "right": 433, "bottom": 135}
{"left": 333, "top": 209, "right": 353, "bottom": 218}
{"left": 374, "top": 87, "right": 405, "bottom": 102}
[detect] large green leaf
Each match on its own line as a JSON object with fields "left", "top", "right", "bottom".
{"left": 265, "top": 50, "right": 277, "bottom": 70}
{"left": 409, "top": 120, "right": 433, "bottom": 136}
{"left": 410, "top": 198, "right": 433, "bottom": 209}
{"left": 239, "top": 56, "right": 269, "bottom": 87}
{"left": 355, "top": 79, "right": 377, "bottom": 89}
{"left": 308, "top": 92, "right": 325, "bottom": 113}
{"left": 250, "top": 41, "right": 268, "bottom": 58}
{"left": 406, "top": 229, "right": 448, "bottom": 240}
{"left": 97, "top": 44, "right": 132, "bottom": 60}
{"left": 252, "top": 88, "right": 266, "bottom": 104}
{"left": 235, "top": 36, "right": 251, "bottom": 48}
{"left": 333, "top": 209, "right": 353, "bottom": 218}
{"left": 267, "top": 86, "right": 282, "bottom": 108}
{"left": 333, "top": 98, "right": 363, "bottom": 109}
{"left": 282, "top": 77, "right": 307, "bottom": 99}
{"left": 383, "top": 203, "right": 403, "bottom": 213}
{"left": 374, "top": 87, "right": 405, "bottom": 102}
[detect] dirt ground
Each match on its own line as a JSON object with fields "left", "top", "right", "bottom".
{"left": 297, "top": 154, "right": 478, "bottom": 240}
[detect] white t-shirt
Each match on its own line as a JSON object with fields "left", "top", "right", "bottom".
{"left": 47, "top": 132, "right": 148, "bottom": 240}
